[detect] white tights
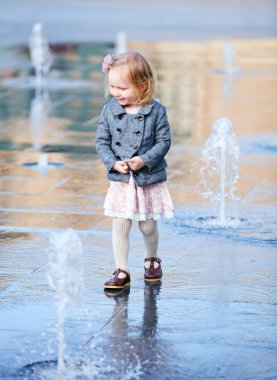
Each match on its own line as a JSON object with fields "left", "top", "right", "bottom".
{"left": 112, "top": 218, "right": 159, "bottom": 272}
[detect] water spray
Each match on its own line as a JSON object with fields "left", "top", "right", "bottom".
{"left": 46, "top": 228, "right": 83, "bottom": 373}
{"left": 200, "top": 117, "right": 240, "bottom": 224}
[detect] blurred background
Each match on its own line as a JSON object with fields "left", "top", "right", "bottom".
{"left": 0, "top": 0, "right": 276, "bottom": 227}
{"left": 0, "top": 2, "right": 277, "bottom": 379}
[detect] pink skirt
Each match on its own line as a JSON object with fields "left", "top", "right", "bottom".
{"left": 104, "top": 174, "right": 174, "bottom": 221}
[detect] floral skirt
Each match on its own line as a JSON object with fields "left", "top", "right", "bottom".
{"left": 104, "top": 174, "right": 174, "bottom": 221}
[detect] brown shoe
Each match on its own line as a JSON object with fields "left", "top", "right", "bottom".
{"left": 144, "top": 257, "right": 162, "bottom": 282}
{"left": 104, "top": 269, "right": 130, "bottom": 289}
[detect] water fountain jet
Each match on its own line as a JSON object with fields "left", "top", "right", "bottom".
{"left": 223, "top": 44, "right": 241, "bottom": 76}
{"left": 29, "top": 22, "right": 54, "bottom": 87}
{"left": 46, "top": 228, "right": 83, "bottom": 373}
{"left": 115, "top": 31, "right": 127, "bottom": 55}
{"left": 200, "top": 117, "right": 240, "bottom": 226}
{"left": 2, "top": 23, "right": 92, "bottom": 90}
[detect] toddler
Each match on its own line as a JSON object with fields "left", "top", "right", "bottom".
{"left": 96, "top": 51, "right": 174, "bottom": 290}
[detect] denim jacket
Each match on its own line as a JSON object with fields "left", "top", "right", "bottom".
{"left": 96, "top": 98, "right": 171, "bottom": 186}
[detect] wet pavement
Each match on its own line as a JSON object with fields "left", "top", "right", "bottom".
{"left": 0, "top": 2, "right": 277, "bottom": 379}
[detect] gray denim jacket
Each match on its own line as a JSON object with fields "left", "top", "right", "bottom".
{"left": 96, "top": 98, "right": 171, "bottom": 186}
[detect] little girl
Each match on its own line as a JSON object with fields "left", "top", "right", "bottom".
{"left": 96, "top": 51, "right": 174, "bottom": 290}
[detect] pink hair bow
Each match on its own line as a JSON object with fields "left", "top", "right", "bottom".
{"left": 102, "top": 54, "right": 114, "bottom": 73}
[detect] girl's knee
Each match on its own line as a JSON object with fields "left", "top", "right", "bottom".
{"left": 138, "top": 219, "right": 157, "bottom": 236}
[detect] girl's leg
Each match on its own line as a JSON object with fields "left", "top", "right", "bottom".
{"left": 112, "top": 217, "right": 132, "bottom": 273}
{"left": 138, "top": 219, "right": 159, "bottom": 258}
{"left": 139, "top": 219, "right": 162, "bottom": 281}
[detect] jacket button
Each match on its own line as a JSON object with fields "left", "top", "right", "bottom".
{"left": 138, "top": 115, "right": 144, "bottom": 121}
{"left": 116, "top": 128, "right": 122, "bottom": 133}
{"left": 115, "top": 142, "right": 121, "bottom": 147}
{"left": 118, "top": 114, "right": 124, "bottom": 120}
{"left": 136, "top": 131, "right": 142, "bottom": 136}
{"left": 116, "top": 155, "right": 121, "bottom": 160}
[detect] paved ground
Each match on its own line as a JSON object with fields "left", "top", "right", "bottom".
{"left": 0, "top": 2, "right": 277, "bottom": 379}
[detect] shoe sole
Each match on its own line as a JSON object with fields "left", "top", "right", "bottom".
{"left": 144, "top": 277, "right": 162, "bottom": 283}
{"left": 104, "top": 282, "right": 130, "bottom": 289}
{"left": 104, "top": 288, "right": 130, "bottom": 297}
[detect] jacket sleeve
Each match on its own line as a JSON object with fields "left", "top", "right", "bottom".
{"left": 95, "top": 105, "right": 117, "bottom": 171}
{"left": 139, "top": 105, "right": 171, "bottom": 170}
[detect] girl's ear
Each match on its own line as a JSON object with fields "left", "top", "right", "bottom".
{"left": 141, "top": 82, "right": 148, "bottom": 91}
{"left": 138, "top": 82, "right": 148, "bottom": 96}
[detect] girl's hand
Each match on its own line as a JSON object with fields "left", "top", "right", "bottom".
{"left": 113, "top": 161, "right": 129, "bottom": 174}
{"left": 125, "top": 156, "right": 145, "bottom": 171}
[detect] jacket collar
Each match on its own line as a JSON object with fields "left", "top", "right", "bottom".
{"left": 110, "top": 97, "right": 154, "bottom": 116}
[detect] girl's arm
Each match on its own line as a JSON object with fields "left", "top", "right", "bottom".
{"left": 139, "top": 106, "right": 171, "bottom": 170}
{"left": 96, "top": 107, "right": 129, "bottom": 174}
{"left": 95, "top": 106, "right": 117, "bottom": 172}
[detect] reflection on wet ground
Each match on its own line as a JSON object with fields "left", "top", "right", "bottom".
{"left": 0, "top": 39, "right": 276, "bottom": 379}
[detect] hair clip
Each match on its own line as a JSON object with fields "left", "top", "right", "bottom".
{"left": 102, "top": 53, "right": 114, "bottom": 73}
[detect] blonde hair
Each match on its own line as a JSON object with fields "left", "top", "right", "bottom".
{"left": 104, "top": 51, "right": 157, "bottom": 106}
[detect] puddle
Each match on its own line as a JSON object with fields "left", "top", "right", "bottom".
{"left": 172, "top": 212, "right": 277, "bottom": 247}
{"left": 22, "top": 162, "right": 65, "bottom": 168}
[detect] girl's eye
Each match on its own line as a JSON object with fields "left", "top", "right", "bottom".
{"left": 110, "top": 86, "right": 127, "bottom": 91}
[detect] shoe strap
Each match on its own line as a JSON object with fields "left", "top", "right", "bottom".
{"left": 144, "top": 257, "right": 161, "bottom": 264}
{"left": 114, "top": 268, "right": 129, "bottom": 277}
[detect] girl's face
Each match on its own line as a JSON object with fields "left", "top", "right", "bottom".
{"left": 108, "top": 66, "right": 139, "bottom": 107}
